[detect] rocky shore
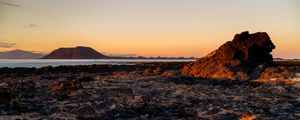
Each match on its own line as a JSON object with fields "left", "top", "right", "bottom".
{"left": 0, "top": 61, "right": 300, "bottom": 120}
{"left": 1, "top": 32, "right": 300, "bottom": 120}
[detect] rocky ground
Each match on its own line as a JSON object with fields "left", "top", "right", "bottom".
{"left": 0, "top": 62, "right": 300, "bottom": 120}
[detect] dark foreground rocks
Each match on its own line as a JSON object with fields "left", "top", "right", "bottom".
{"left": 0, "top": 62, "right": 187, "bottom": 75}
{"left": 0, "top": 62, "right": 300, "bottom": 119}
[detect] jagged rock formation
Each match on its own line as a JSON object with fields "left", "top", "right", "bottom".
{"left": 42, "top": 46, "right": 109, "bottom": 59}
{"left": 182, "top": 31, "right": 277, "bottom": 80}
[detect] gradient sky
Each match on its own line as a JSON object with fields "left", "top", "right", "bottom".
{"left": 0, "top": 0, "right": 299, "bottom": 58}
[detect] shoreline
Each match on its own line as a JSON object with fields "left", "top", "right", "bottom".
{"left": 0, "top": 59, "right": 195, "bottom": 68}
{"left": 1, "top": 60, "right": 299, "bottom": 74}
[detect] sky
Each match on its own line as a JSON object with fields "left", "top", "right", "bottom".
{"left": 0, "top": 0, "right": 299, "bottom": 58}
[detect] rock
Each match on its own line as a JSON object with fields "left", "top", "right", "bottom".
{"left": 232, "top": 96, "right": 244, "bottom": 102}
{"left": 162, "top": 70, "right": 181, "bottom": 77}
{"left": 295, "top": 113, "right": 300, "bottom": 117}
{"left": 154, "top": 67, "right": 163, "bottom": 74}
{"left": 252, "top": 66, "right": 295, "bottom": 85}
{"left": 94, "top": 75, "right": 101, "bottom": 81}
{"left": 128, "top": 95, "right": 144, "bottom": 107}
{"left": 292, "top": 82, "right": 300, "bottom": 89}
{"left": 260, "top": 67, "right": 295, "bottom": 80}
{"left": 240, "top": 113, "right": 256, "bottom": 120}
{"left": 235, "top": 71, "right": 249, "bottom": 81}
{"left": 182, "top": 31, "right": 276, "bottom": 81}
{"left": 273, "top": 86, "right": 288, "bottom": 93}
{"left": 143, "top": 69, "right": 155, "bottom": 76}
{"left": 21, "top": 112, "right": 41, "bottom": 119}
{"left": 49, "top": 113, "right": 77, "bottom": 120}
{"left": 51, "top": 77, "right": 85, "bottom": 98}
{"left": 0, "top": 82, "right": 9, "bottom": 88}
{"left": 52, "top": 82, "right": 64, "bottom": 91}
{"left": 0, "top": 116, "right": 24, "bottom": 120}
{"left": 110, "top": 104, "right": 116, "bottom": 110}
{"left": 174, "top": 88, "right": 184, "bottom": 95}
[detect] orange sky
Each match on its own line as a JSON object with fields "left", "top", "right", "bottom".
{"left": 0, "top": 0, "right": 299, "bottom": 58}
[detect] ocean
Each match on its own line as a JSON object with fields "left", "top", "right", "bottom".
{"left": 0, "top": 59, "right": 195, "bottom": 68}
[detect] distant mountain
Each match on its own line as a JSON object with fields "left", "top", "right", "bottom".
{"left": 0, "top": 50, "right": 45, "bottom": 59}
{"left": 107, "top": 54, "right": 138, "bottom": 58}
{"left": 42, "top": 46, "right": 109, "bottom": 59}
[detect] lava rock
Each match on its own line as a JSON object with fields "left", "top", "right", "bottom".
{"left": 143, "top": 69, "right": 155, "bottom": 76}
{"left": 251, "top": 66, "right": 295, "bottom": 85}
{"left": 182, "top": 31, "right": 276, "bottom": 81}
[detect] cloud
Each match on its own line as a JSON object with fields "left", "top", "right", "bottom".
{"left": 27, "top": 24, "right": 43, "bottom": 28}
{"left": 29, "top": 50, "right": 48, "bottom": 55}
{"left": 0, "top": 1, "right": 21, "bottom": 8}
{"left": 0, "top": 42, "right": 16, "bottom": 48}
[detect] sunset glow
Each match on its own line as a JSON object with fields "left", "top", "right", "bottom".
{"left": 1, "top": 0, "right": 299, "bottom": 58}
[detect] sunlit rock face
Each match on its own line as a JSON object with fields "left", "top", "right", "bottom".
{"left": 182, "top": 31, "right": 276, "bottom": 80}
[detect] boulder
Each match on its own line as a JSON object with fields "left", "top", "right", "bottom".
{"left": 251, "top": 66, "right": 295, "bottom": 85}
{"left": 240, "top": 113, "right": 257, "bottom": 120}
{"left": 182, "top": 31, "right": 276, "bottom": 80}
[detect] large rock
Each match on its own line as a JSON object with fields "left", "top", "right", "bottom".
{"left": 182, "top": 31, "right": 276, "bottom": 80}
{"left": 251, "top": 66, "right": 296, "bottom": 85}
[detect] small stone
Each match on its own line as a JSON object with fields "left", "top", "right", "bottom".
{"left": 143, "top": 69, "right": 155, "bottom": 76}
{"left": 273, "top": 86, "right": 287, "bottom": 93}
{"left": 110, "top": 104, "right": 116, "bottom": 110}
{"left": 162, "top": 70, "right": 180, "bottom": 77}
{"left": 240, "top": 113, "right": 257, "bottom": 120}
{"left": 233, "top": 96, "right": 244, "bottom": 101}
{"left": 174, "top": 88, "right": 184, "bottom": 95}
{"left": 295, "top": 113, "right": 300, "bottom": 117}
{"left": 0, "top": 83, "right": 9, "bottom": 88}
{"left": 155, "top": 67, "right": 163, "bottom": 74}
{"left": 133, "top": 96, "right": 143, "bottom": 102}
{"left": 52, "top": 83, "right": 64, "bottom": 91}
{"left": 94, "top": 75, "right": 101, "bottom": 81}
{"left": 291, "top": 82, "right": 300, "bottom": 89}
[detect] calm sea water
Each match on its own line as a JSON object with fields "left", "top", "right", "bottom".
{"left": 0, "top": 59, "right": 195, "bottom": 68}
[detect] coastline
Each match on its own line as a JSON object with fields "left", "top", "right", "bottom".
{"left": 0, "top": 59, "right": 195, "bottom": 68}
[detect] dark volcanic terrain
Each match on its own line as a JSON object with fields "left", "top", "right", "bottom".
{"left": 0, "top": 61, "right": 300, "bottom": 119}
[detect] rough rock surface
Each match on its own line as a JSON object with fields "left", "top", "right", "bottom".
{"left": 0, "top": 62, "right": 300, "bottom": 119}
{"left": 182, "top": 31, "right": 276, "bottom": 81}
{"left": 252, "top": 66, "right": 296, "bottom": 85}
